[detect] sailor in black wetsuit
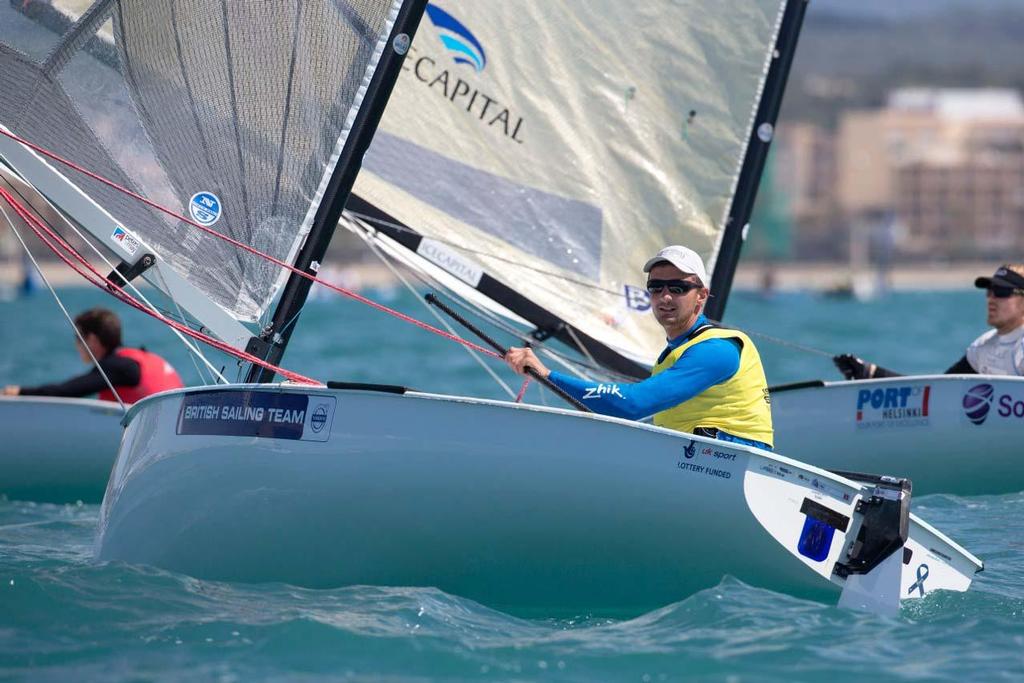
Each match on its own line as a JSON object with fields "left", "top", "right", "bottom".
{"left": 3, "top": 308, "right": 183, "bottom": 402}
{"left": 834, "top": 264, "right": 1024, "bottom": 380}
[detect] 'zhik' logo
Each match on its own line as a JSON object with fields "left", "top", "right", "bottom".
{"left": 426, "top": 4, "right": 487, "bottom": 72}
{"left": 962, "top": 383, "right": 995, "bottom": 425}
{"left": 582, "top": 383, "right": 625, "bottom": 400}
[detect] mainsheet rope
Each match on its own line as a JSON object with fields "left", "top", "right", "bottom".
{"left": 0, "top": 128, "right": 503, "bottom": 365}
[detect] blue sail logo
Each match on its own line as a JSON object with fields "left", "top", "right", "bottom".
{"left": 426, "top": 4, "right": 486, "bottom": 72}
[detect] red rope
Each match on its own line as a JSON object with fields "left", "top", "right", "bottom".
{"left": 0, "top": 128, "right": 503, "bottom": 362}
{"left": 515, "top": 377, "right": 531, "bottom": 403}
{"left": 0, "top": 187, "right": 320, "bottom": 385}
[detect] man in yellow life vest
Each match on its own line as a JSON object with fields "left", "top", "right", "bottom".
{"left": 505, "top": 245, "right": 774, "bottom": 450}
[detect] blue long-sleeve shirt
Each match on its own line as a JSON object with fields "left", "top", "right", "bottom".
{"left": 548, "top": 315, "right": 740, "bottom": 420}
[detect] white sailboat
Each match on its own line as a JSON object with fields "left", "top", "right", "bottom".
{"left": 0, "top": 0, "right": 982, "bottom": 616}
{"left": 771, "top": 375, "right": 1024, "bottom": 495}
{"left": 0, "top": 395, "right": 121, "bottom": 503}
{"left": 0, "top": 158, "right": 125, "bottom": 503}
{"left": 97, "top": 383, "right": 980, "bottom": 616}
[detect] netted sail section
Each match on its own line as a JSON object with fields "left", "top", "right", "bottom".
{"left": 0, "top": 0, "right": 403, "bottom": 322}
{"left": 354, "top": 0, "right": 789, "bottom": 366}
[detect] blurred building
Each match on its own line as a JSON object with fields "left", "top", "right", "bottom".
{"left": 836, "top": 88, "right": 1024, "bottom": 258}
{"left": 774, "top": 122, "right": 841, "bottom": 258}
{"left": 777, "top": 122, "right": 836, "bottom": 223}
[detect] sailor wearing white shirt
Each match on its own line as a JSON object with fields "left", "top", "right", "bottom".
{"left": 834, "top": 263, "right": 1024, "bottom": 379}
{"left": 962, "top": 264, "right": 1024, "bottom": 375}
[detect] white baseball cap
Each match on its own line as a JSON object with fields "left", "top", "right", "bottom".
{"left": 642, "top": 245, "right": 708, "bottom": 286}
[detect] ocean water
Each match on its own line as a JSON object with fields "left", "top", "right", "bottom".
{"left": 1, "top": 284, "right": 1022, "bottom": 681}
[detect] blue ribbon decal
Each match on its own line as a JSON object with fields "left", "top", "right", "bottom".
{"left": 908, "top": 563, "right": 929, "bottom": 597}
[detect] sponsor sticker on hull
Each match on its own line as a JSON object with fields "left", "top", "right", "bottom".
{"left": 962, "top": 382, "right": 1024, "bottom": 425}
{"left": 177, "top": 391, "right": 335, "bottom": 442}
{"left": 855, "top": 384, "right": 931, "bottom": 429}
{"left": 675, "top": 441, "right": 739, "bottom": 480}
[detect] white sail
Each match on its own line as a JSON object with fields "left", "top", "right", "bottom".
{"left": 355, "top": 0, "right": 787, "bottom": 366}
{"left": 0, "top": 0, "right": 405, "bottom": 326}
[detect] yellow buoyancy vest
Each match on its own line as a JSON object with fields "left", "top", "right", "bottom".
{"left": 651, "top": 326, "right": 774, "bottom": 446}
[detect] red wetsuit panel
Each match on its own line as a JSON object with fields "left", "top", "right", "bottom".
{"left": 97, "top": 348, "right": 183, "bottom": 403}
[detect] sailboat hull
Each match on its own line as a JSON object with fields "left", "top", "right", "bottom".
{"left": 772, "top": 375, "right": 1024, "bottom": 496}
{"left": 96, "top": 385, "right": 981, "bottom": 616}
{"left": 0, "top": 396, "right": 123, "bottom": 503}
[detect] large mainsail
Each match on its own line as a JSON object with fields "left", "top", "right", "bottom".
{"left": 0, "top": 0, "right": 412, "bottom": 326}
{"left": 353, "top": 0, "right": 803, "bottom": 372}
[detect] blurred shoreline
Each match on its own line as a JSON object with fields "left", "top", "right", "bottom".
{"left": 0, "top": 259, "right": 1000, "bottom": 293}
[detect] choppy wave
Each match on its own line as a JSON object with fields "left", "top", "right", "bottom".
{"left": 2, "top": 491, "right": 1023, "bottom": 682}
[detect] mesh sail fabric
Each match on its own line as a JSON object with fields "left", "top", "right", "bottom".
{"left": 0, "top": 0, "right": 402, "bottom": 323}
{"left": 355, "top": 0, "right": 788, "bottom": 367}
{"left": 0, "top": 43, "right": 173, "bottom": 277}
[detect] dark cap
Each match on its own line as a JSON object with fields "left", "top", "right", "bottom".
{"left": 975, "top": 265, "right": 1024, "bottom": 290}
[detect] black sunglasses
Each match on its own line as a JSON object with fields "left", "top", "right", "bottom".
{"left": 646, "top": 279, "right": 702, "bottom": 295}
{"left": 989, "top": 286, "right": 1024, "bottom": 299}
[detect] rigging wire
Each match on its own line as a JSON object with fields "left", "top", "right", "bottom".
{"left": 348, "top": 216, "right": 840, "bottom": 371}
{"left": 344, "top": 213, "right": 844, "bottom": 367}
{"left": 355, "top": 223, "right": 518, "bottom": 399}
{"left": 350, "top": 219, "right": 616, "bottom": 385}
{"left": 349, "top": 216, "right": 843, "bottom": 375}
{"left": 0, "top": 187, "right": 317, "bottom": 385}
{"left": 368, "top": 214, "right": 839, "bottom": 374}
{"left": 432, "top": 286, "right": 627, "bottom": 382}
{"left": 151, "top": 265, "right": 217, "bottom": 386}
{"left": 347, "top": 220, "right": 623, "bottom": 381}
{"left": 0, "top": 201, "right": 126, "bottom": 411}
{"left": 0, "top": 128, "right": 503, "bottom": 367}
{"left": 33, "top": 189, "right": 230, "bottom": 386}
{"left": 346, "top": 209, "right": 627, "bottom": 297}
{"left": 535, "top": 379, "right": 548, "bottom": 406}
{"left": 706, "top": 317, "right": 836, "bottom": 360}
{"left": 0, "top": 158, "right": 230, "bottom": 385}
{"left": 561, "top": 324, "right": 602, "bottom": 379}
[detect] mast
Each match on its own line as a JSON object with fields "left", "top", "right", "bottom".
{"left": 704, "top": 0, "right": 809, "bottom": 321}
{"left": 246, "top": 0, "right": 429, "bottom": 383}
